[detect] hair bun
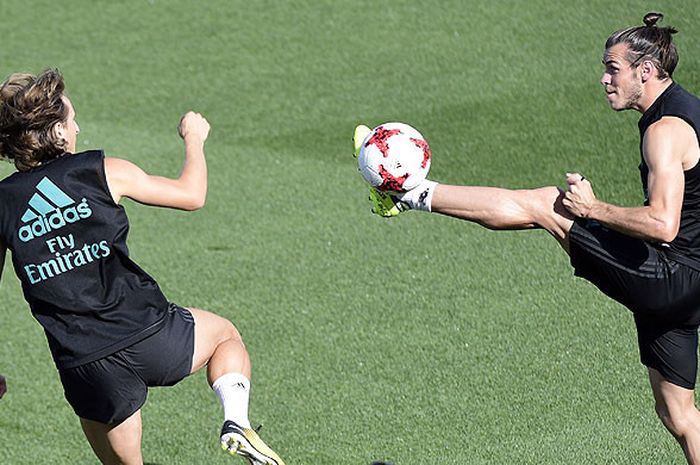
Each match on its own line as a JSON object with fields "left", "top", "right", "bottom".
{"left": 643, "top": 12, "right": 663, "bottom": 27}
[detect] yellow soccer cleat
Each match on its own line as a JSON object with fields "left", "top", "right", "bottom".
{"left": 369, "top": 188, "right": 409, "bottom": 217}
{"left": 353, "top": 124, "right": 372, "bottom": 158}
{"left": 220, "top": 420, "right": 286, "bottom": 465}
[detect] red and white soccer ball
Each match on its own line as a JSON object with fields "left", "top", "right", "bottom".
{"left": 357, "top": 122, "right": 432, "bottom": 193}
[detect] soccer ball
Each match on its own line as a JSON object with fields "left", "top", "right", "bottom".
{"left": 357, "top": 122, "right": 431, "bottom": 193}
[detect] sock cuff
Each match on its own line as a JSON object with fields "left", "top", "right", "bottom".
{"left": 212, "top": 372, "right": 250, "bottom": 392}
{"left": 405, "top": 180, "right": 438, "bottom": 212}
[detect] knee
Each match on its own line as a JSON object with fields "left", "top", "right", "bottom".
{"left": 522, "top": 186, "right": 574, "bottom": 238}
{"left": 189, "top": 307, "right": 246, "bottom": 350}
{"left": 223, "top": 319, "right": 245, "bottom": 346}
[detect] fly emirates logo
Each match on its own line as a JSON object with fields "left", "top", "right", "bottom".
{"left": 18, "top": 177, "right": 111, "bottom": 285}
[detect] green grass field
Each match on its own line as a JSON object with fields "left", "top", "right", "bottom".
{"left": 1, "top": 1, "right": 699, "bottom": 464}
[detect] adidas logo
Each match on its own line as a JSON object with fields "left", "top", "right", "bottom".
{"left": 18, "top": 177, "right": 92, "bottom": 242}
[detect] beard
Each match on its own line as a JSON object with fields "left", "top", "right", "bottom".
{"left": 620, "top": 80, "right": 643, "bottom": 110}
{"left": 613, "top": 70, "right": 643, "bottom": 111}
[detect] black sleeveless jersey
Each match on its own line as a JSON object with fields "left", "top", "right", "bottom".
{"left": 0, "top": 150, "right": 168, "bottom": 369}
{"left": 638, "top": 83, "right": 700, "bottom": 264}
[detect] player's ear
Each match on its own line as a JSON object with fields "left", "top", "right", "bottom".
{"left": 640, "top": 60, "right": 656, "bottom": 83}
{"left": 52, "top": 121, "right": 67, "bottom": 142}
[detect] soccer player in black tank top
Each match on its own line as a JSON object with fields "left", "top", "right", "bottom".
{"left": 0, "top": 71, "right": 285, "bottom": 465}
{"left": 356, "top": 12, "right": 700, "bottom": 464}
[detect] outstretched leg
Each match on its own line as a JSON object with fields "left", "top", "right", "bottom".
{"left": 649, "top": 368, "right": 700, "bottom": 464}
{"left": 431, "top": 184, "right": 576, "bottom": 250}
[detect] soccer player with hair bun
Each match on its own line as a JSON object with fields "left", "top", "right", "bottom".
{"left": 0, "top": 69, "right": 285, "bottom": 465}
{"left": 357, "top": 12, "right": 700, "bottom": 464}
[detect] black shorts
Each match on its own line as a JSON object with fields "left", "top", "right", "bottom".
{"left": 58, "top": 303, "right": 195, "bottom": 424}
{"left": 569, "top": 219, "right": 700, "bottom": 389}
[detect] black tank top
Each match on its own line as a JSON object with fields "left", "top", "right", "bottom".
{"left": 0, "top": 150, "right": 168, "bottom": 368}
{"left": 638, "top": 83, "right": 700, "bottom": 265}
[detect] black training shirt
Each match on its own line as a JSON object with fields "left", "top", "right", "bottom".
{"left": 0, "top": 150, "right": 168, "bottom": 368}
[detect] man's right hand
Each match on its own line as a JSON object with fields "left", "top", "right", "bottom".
{"left": 178, "top": 111, "right": 210, "bottom": 143}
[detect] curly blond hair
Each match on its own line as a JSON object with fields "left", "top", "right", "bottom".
{"left": 0, "top": 69, "right": 69, "bottom": 172}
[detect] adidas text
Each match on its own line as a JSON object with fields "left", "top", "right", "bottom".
{"left": 18, "top": 199, "right": 92, "bottom": 242}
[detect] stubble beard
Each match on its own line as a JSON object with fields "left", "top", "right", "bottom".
{"left": 615, "top": 70, "right": 643, "bottom": 111}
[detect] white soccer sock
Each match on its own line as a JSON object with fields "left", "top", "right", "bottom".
{"left": 399, "top": 180, "right": 438, "bottom": 212}
{"left": 212, "top": 373, "right": 252, "bottom": 429}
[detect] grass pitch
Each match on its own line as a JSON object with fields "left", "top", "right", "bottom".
{"left": 1, "top": 1, "right": 699, "bottom": 464}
